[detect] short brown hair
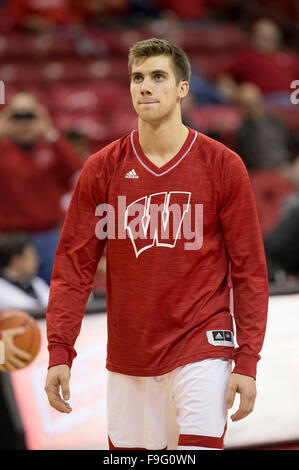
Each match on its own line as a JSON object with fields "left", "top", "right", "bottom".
{"left": 128, "top": 38, "right": 191, "bottom": 84}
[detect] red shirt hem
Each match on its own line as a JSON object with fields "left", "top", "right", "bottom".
{"left": 105, "top": 350, "right": 234, "bottom": 377}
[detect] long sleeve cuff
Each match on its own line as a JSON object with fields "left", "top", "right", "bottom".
{"left": 232, "top": 351, "right": 260, "bottom": 380}
{"left": 48, "top": 343, "right": 77, "bottom": 370}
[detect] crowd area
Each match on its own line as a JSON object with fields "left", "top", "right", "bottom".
{"left": 0, "top": 0, "right": 298, "bottom": 315}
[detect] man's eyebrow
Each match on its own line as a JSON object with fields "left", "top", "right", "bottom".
{"left": 151, "top": 69, "right": 169, "bottom": 75}
{"left": 131, "top": 69, "right": 169, "bottom": 76}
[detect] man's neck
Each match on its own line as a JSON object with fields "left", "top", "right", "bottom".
{"left": 138, "top": 117, "right": 189, "bottom": 167}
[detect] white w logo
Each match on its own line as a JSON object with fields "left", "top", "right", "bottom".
{"left": 124, "top": 191, "right": 191, "bottom": 258}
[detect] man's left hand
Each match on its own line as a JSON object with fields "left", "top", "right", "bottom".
{"left": 226, "top": 373, "right": 257, "bottom": 422}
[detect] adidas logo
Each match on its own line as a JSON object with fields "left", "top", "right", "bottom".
{"left": 215, "top": 332, "right": 224, "bottom": 340}
{"left": 207, "top": 330, "right": 234, "bottom": 347}
{"left": 125, "top": 169, "right": 139, "bottom": 179}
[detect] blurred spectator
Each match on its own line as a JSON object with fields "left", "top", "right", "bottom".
{"left": 236, "top": 83, "right": 295, "bottom": 169}
{"left": 263, "top": 156, "right": 299, "bottom": 281}
{"left": 0, "top": 91, "right": 83, "bottom": 284}
{"left": 0, "top": 232, "right": 49, "bottom": 311}
{"left": 218, "top": 18, "right": 299, "bottom": 106}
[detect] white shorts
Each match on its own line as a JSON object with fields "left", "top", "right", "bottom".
{"left": 107, "top": 358, "right": 232, "bottom": 450}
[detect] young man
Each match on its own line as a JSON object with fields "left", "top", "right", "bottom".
{"left": 45, "top": 38, "right": 268, "bottom": 450}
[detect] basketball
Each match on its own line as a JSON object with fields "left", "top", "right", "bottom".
{"left": 0, "top": 310, "right": 41, "bottom": 367}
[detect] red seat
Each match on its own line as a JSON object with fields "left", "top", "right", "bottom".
{"left": 0, "top": 33, "right": 33, "bottom": 59}
{"left": 84, "top": 24, "right": 245, "bottom": 54}
{"left": 179, "top": 24, "right": 246, "bottom": 52}
{"left": 48, "top": 82, "right": 130, "bottom": 114}
{"left": 49, "top": 84, "right": 103, "bottom": 114}
{"left": 0, "top": 32, "right": 82, "bottom": 60}
{"left": 191, "top": 105, "right": 242, "bottom": 132}
{"left": 249, "top": 170, "right": 295, "bottom": 236}
{"left": 189, "top": 52, "right": 236, "bottom": 79}
{"left": 42, "top": 60, "right": 86, "bottom": 82}
{"left": 30, "top": 34, "right": 77, "bottom": 58}
{"left": 41, "top": 58, "right": 129, "bottom": 83}
{"left": 0, "top": 61, "right": 42, "bottom": 83}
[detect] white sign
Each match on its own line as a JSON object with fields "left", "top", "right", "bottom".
{"left": 225, "top": 294, "right": 299, "bottom": 448}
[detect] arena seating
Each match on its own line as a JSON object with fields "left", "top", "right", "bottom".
{"left": 0, "top": 22, "right": 298, "bottom": 175}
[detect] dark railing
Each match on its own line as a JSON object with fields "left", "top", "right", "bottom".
{"left": 23, "top": 281, "right": 299, "bottom": 320}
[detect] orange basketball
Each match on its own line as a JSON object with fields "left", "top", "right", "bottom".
{"left": 0, "top": 310, "right": 41, "bottom": 367}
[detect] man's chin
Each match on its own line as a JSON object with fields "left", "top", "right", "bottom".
{"left": 138, "top": 111, "right": 163, "bottom": 123}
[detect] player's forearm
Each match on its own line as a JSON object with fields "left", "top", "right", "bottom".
{"left": 227, "top": 211, "right": 269, "bottom": 379}
{"left": 226, "top": 214, "right": 269, "bottom": 379}
{"left": 46, "top": 236, "right": 106, "bottom": 369}
{"left": 219, "top": 151, "right": 269, "bottom": 379}
{"left": 46, "top": 153, "right": 106, "bottom": 369}
{"left": 46, "top": 276, "right": 92, "bottom": 369}
{"left": 231, "top": 275, "right": 268, "bottom": 379}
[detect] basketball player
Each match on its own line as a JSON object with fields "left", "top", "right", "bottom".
{"left": 45, "top": 39, "right": 268, "bottom": 450}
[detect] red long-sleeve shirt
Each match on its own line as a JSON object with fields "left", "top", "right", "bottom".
{"left": 46, "top": 128, "right": 268, "bottom": 379}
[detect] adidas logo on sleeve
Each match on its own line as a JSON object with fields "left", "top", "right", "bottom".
{"left": 206, "top": 330, "right": 234, "bottom": 347}
{"left": 125, "top": 169, "right": 139, "bottom": 179}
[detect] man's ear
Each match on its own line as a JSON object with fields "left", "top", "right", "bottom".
{"left": 178, "top": 81, "right": 189, "bottom": 100}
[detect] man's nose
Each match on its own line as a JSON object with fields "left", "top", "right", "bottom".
{"left": 140, "top": 78, "right": 152, "bottom": 94}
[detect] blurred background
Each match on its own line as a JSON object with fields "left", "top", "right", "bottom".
{"left": 0, "top": 0, "right": 298, "bottom": 451}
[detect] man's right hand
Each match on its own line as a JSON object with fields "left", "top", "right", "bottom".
{"left": 45, "top": 364, "right": 72, "bottom": 414}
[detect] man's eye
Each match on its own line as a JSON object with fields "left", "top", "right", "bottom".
{"left": 133, "top": 75, "right": 142, "bottom": 82}
{"left": 154, "top": 74, "right": 164, "bottom": 80}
